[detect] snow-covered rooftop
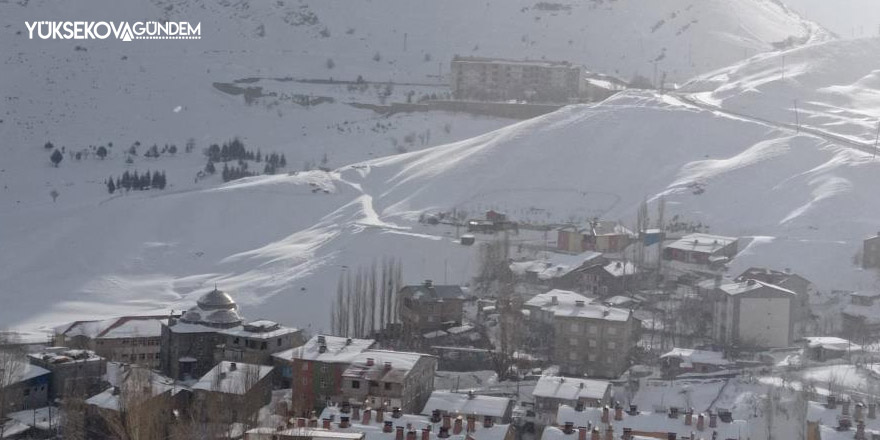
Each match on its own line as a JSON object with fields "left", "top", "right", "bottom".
{"left": 664, "top": 233, "right": 737, "bottom": 253}
{"left": 421, "top": 391, "right": 512, "bottom": 418}
{"left": 342, "top": 350, "right": 432, "bottom": 384}
{"left": 552, "top": 303, "right": 631, "bottom": 322}
{"left": 803, "top": 337, "right": 861, "bottom": 352}
{"left": 548, "top": 405, "right": 750, "bottom": 440}
{"left": 219, "top": 320, "right": 300, "bottom": 339}
{"left": 533, "top": 376, "right": 611, "bottom": 402}
{"left": 317, "top": 405, "right": 512, "bottom": 440}
{"left": 659, "top": 348, "right": 733, "bottom": 367}
{"left": 524, "top": 289, "right": 594, "bottom": 310}
{"left": 28, "top": 349, "right": 103, "bottom": 365}
{"left": 717, "top": 279, "right": 795, "bottom": 297}
{"left": 510, "top": 252, "right": 603, "bottom": 281}
{"left": 603, "top": 260, "right": 637, "bottom": 278}
{"left": 86, "top": 367, "right": 176, "bottom": 411}
{"left": 278, "top": 335, "right": 374, "bottom": 363}
{"left": 191, "top": 361, "right": 273, "bottom": 395}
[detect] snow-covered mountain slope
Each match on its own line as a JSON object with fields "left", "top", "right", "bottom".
{"left": 781, "top": 0, "right": 880, "bottom": 39}
{"left": 7, "top": 90, "right": 880, "bottom": 335}
{"left": 0, "top": 0, "right": 827, "bottom": 166}
{"left": 683, "top": 38, "right": 880, "bottom": 145}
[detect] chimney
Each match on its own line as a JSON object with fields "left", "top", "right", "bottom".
{"left": 468, "top": 390, "right": 476, "bottom": 400}
{"left": 392, "top": 407, "right": 402, "bottom": 418}
{"left": 431, "top": 410, "right": 441, "bottom": 424}
{"left": 395, "top": 426, "right": 404, "bottom": 440}
{"left": 856, "top": 421, "right": 866, "bottom": 440}
{"left": 467, "top": 415, "right": 476, "bottom": 433}
{"left": 684, "top": 409, "right": 693, "bottom": 426}
{"left": 856, "top": 402, "right": 865, "bottom": 421}
{"left": 421, "top": 427, "right": 430, "bottom": 440}
{"left": 309, "top": 413, "right": 318, "bottom": 428}
{"left": 386, "top": 362, "right": 393, "bottom": 371}
{"left": 341, "top": 402, "right": 351, "bottom": 414}
{"left": 323, "top": 418, "right": 332, "bottom": 430}
{"left": 601, "top": 406, "right": 609, "bottom": 423}
{"left": 442, "top": 414, "right": 451, "bottom": 430}
{"left": 552, "top": 296, "right": 559, "bottom": 305}
{"left": 563, "top": 422, "right": 574, "bottom": 435}
{"left": 614, "top": 403, "right": 623, "bottom": 421}
{"left": 438, "top": 427, "right": 450, "bottom": 438}
{"left": 575, "top": 300, "right": 585, "bottom": 307}
{"left": 340, "top": 416, "right": 351, "bottom": 429}
{"left": 353, "top": 406, "right": 361, "bottom": 420}
{"left": 346, "top": 338, "right": 352, "bottom": 345}
{"left": 578, "top": 426, "right": 587, "bottom": 440}
{"left": 317, "top": 335, "right": 326, "bottom": 344}
{"left": 319, "top": 345, "right": 328, "bottom": 353}
{"left": 575, "top": 401, "right": 585, "bottom": 412}
{"left": 668, "top": 407, "right": 679, "bottom": 419}
{"left": 622, "top": 428, "right": 633, "bottom": 440}
{"left": 484, "top": 416, "right": 493, "bottom": 428}
{"left": 363, "top": 408, "right": 372, "bottom": 425}
{"left": 377, "top": 409, "right": 385, "bottom": 423}
{"left": 696, "top": 413, "right": 705, "bottom": 431}
{"left": 367, "top": 358, "right": 375, "bottom": 366}
{"left": 667, "top": 434, "right": 677, "bottom": 440}
{"left": 827, "top": 395, "right": 838, "bottom": 409}
{"left": 296, "top": 418, "right": 306, "bottom": 428}
{"left": 844, "top": 400, "right": 852, "bottom": 417}
{"left": 406, "top": 430, "right": 417, "bottom": 440}
{"left": 708, "top": 412, "right": 717, "bottom": 428}
{"left": 229, "top": 362, "right": 237, "bottom": 371}
{"left": 590, "top": 427, "right": 600, "bottom": 440}
{"left": 628, "top": 405, "right": 638, "bottom": 415}
{"left": 454, "top": 417, "right": 463, "bottom": 435}
{"left": 604, "top": 425, "right": 613, "bottom": 440}
{"left": 870, "top": 402, "right": 877, "bottom": 419}
{"left": 383, "top": 421, "right": 393, "bottom": 433}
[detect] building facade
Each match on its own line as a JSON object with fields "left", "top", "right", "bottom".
{"left": 54, "top": 315, "right": 172, "bottom": 369}
{"left": 28, "top": 349, "right": 106, "bottom": 399}
{"left": 451, "top": 56, "right": 585, "bottom": 103}
{"left": 219, "top": 320, "right": 305, "bottom": 366}
{"left": 712, "top": 279, "right": 795, "bottom": 349}
{"left": 339, "top": 350, "right": 437, "bottom": 414}
{"left": 159, "top": 287, "right": 244, "bottom": 381}
{"left": 398, "top": 281, "right": 466, "bottom": 333}
{"left": 552, "top": 303, "right": 640, "bottom": 378}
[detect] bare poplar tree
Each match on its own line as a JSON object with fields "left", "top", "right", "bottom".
{"left": 100, "top": 366, "right": 171, "bottom": 440}
{"left": 0, "top": 334, "right": 25, "bottom": 427}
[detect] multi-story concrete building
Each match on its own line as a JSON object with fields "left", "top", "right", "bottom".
{"left": 159, "top": 287, "right": 244, "bottom": 380}
{"left": 712, "top": 279, "right": 796, "bottom": 349}
{"left": 532, "top": 376, "right": 612, "bottom": 426}
{"left": 28, "top": 348, "right": 106, "bottom": 399}
{"left": 398, "top": 280, "right": 467, "bottom": 333}
{"left": 551, "top": 301, "right": 640, "bottom": 378}
{"left": 286, "top": 335, "right": 375, "bottom": 415}
{"left": 451, "top": 56, "right": 585, "bottom": 103}
{"left": 0, "top": 362, "right": 50, "bottom": 412}
{"left": 736, "top": 267, "right": 815, "bottom": 338}
{"left": 191, "top": 361, "right": 274, "bottom": 425}
{"left": 54, "top": 315, "right": 172, "bottom": 369}
{"left": 218, "top": 320, "right": 305, "bottom": 365}
{"left": 339, "top": 350, "right": 437, "bottom": 413}
{"left": 863, "top": 232, "right": 880, "bottom": 269}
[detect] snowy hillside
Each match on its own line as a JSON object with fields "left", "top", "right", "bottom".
{"left": 7, "top": 88, "right": 880, "bottom": 335}
{"left": 683, "top": 38, "right": 880, "bottom": 145}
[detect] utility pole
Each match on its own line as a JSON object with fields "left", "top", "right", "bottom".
{"left": 874, "top": 121, "right": 880, "bottom": 160}
{"left": 781, "top": 56, "right": 786, "bottom": 81}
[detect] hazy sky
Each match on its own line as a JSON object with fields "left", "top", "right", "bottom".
{"left": 783, "top": 0, "right": 880, "bottom": 38}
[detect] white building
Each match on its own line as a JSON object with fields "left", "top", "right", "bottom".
{"left": 712, "top": 279, "right": 796, "bottom": 349}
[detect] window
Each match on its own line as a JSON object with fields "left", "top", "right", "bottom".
{"left": 588, "top": 354, "right": 597, "bottom": 362}
{"left": 570, "top": 323, "right": 579, "bottom": 332}
{"left": 607, "top": 327, "right": 617, "bottom": 335}
{"left": 568, "top": 352, "right": 577, "bottom": 361}
{"left": 384, "top": 382, "right": 392, "bottom": 390}
{"left": 569, "top": 338, "right": 578, "bottom": 346}
{"left": 23, "top": 388, "right": 29, "bottom": 396}
{"left": 607, "top": 341, "right": 616, "bottom": 349}
{"left": 588, "top": 339, "right": 597, "bottom": 348}
{"left": 320, "top": 379, "right": 327, "bottom": 388}
{"left": 277, "top": 338, "right": 282, "bottom": 346}
{"left": 233, "top": 337, "right": 240, "bottom": 345}
{"left": 261, "top": 341, "right": 267, "bottom": 350}
{"left": 302, "top": 362, "right": 309, "bottom": 371}
{"left": 589, "top": 325, "right": 598, "bottom": 334}
{"left": 352, "top": 380, "right": 360, "bottom": 389}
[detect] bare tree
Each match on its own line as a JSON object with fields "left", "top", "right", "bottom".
{"left": 99, "top": 366, "right": 171, "bottom": 440}
{"left": 0, "top": 334, "right": 26, "bottom": 427}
